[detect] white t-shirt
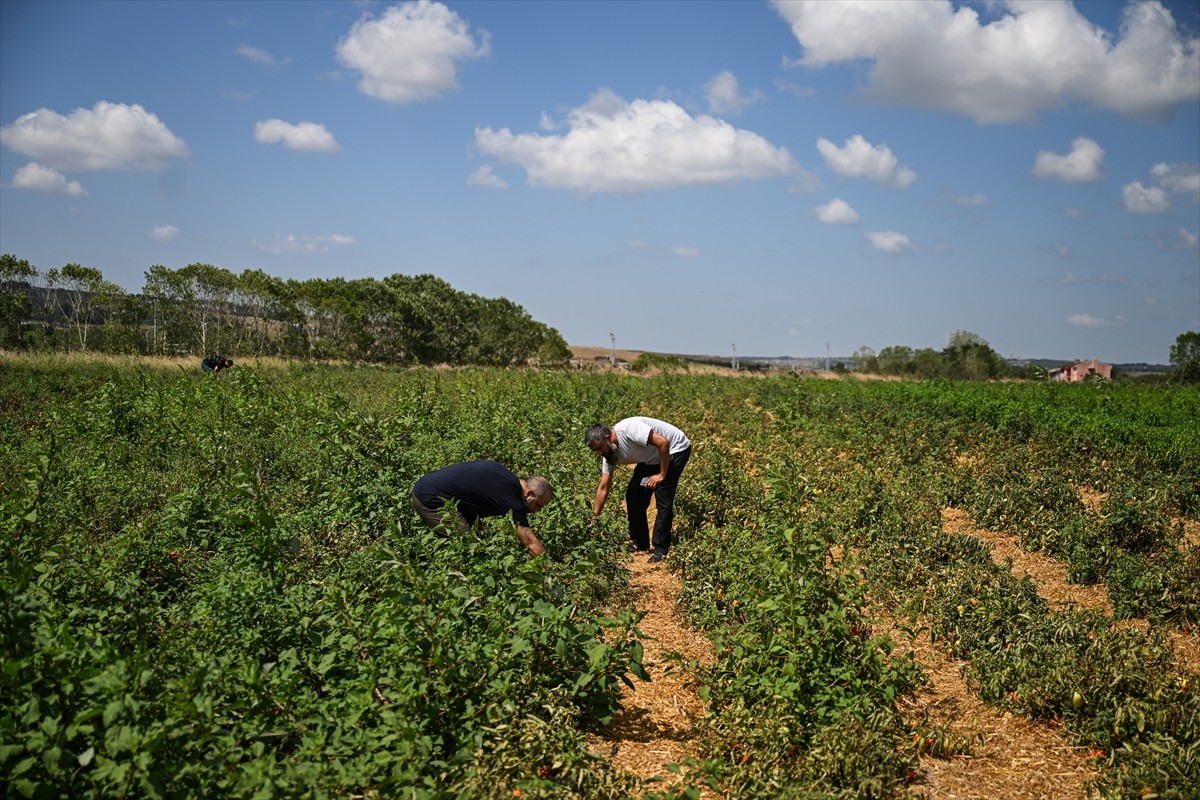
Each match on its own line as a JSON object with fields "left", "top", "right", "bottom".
{"left": 601, "top": 416, "right": 691, "bottom": 474}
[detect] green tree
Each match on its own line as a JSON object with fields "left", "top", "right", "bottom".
{"left": 1170, "top": 331, "right": 1200, "bottom": 383}
{"left": 143, "top": 265, "right": 195, "bottom": 354}
{"left": 912, "top": 347, "right": 944, "bottom": 379}
{"left": 852, "top": 346, "right": 878, "bottom": 373}
{"left": 0, "top": 254, "right": 37, "bottom": 348}
{"left": 877, "top": 345, "right": 914, "bottom": 375}
{"left": 942, "top": 330, "right": 1005, "bottom": 380}
{"left": 44, "top": 263, "right": 124, "bottom": 351}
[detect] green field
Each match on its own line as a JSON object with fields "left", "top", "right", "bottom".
{"left": 2, "top": 354, "right": 1197, "bottom": 799}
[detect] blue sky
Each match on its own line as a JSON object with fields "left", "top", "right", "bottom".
{"left": 2, "top": 0, "right": 1198, "bottom": 364}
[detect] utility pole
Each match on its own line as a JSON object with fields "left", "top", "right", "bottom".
{"left": 609, "top": 332, "right": 616, "bottom": 368}
{"left": 731, "top": 344, "right": 738, "bottom": 371}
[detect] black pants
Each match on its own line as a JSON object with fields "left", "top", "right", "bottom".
{"left": 626, "top": 447, "right": 691, "bottom": 556}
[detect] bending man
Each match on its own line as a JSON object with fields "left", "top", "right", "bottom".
{"left": 411, "top": 460, "right": 550, "bottom": 556}
{"left": 586, "top": 417, "right": 692, "bottom": 563}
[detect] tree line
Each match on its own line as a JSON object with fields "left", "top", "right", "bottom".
{"left": 0, "top": 254, "right": 572, "bottom": 367}
{"left": 850, "top": 330, "right": 1023, "bottom": 380}
{"left": 851, "top": 329, "right": 1200, "bottom": 383}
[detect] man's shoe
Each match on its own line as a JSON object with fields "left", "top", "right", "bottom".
{"left": 648, "top": 552, "right": 665, "bottom": 563}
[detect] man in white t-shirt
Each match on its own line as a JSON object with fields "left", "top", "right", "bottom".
{"left": 585, "top": 416, "right": 692, "bottom": 563}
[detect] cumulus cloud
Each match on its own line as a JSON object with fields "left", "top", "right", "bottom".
{"left": 466, "top": 165, "right": 507, "bottom": 189}
{"left": 336, "top": 0, "right": 490, "bottom": 104}
{"left": 817, "top": 134, "right": 917, "bottom": 187}
{"left": 254, "top": 119, "right": 340, "bottom": 153}
{"left": 0, "top": 101, "right": 188, "bottom": 171}
{"left": 1033, "top": 137, "right": 1104, "bottom": 182}
{"left": 814, "top": 198, "right": 859, "bottom": 224}
{"left": 11, "top": 162, "right": 86, "bottom": 196}
{"left": 705, "top": 70, "right": 763, "bottom": 115}
{"left": 150, "top": 225, "right": 179, "bottom": 241}
{"left": 253, "top": 233, "right": 356, "bottom": 255}
{"left": 473, "top": 88, "right": 802, "bottom": 194}
{"left": 1151, "top": 162, "right": 1200, "bottom": 201}
{"left": 771, "top": 0, "right": 1200, "bottom": 123}
{"left": 865, "top": 230, "right": 915, "bottom": 254}
{"left": 1122, "top": 180, "right": 1170, "bottom": 213}
{"left": 1068, "top": 313, "right": 1125, "bottom": 328}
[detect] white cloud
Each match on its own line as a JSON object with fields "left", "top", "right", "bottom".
{"left": 235, "top": 45, "right": 284, "bottom": 65}
{"left": 865, "top": 230, "right": 915, "bottom": 254}
{"left": 336, "top": 0, "right": 490, "bottom": 104}
{"left": 11, "top": 162, "right": 86, "bottom": 196}
{"left": 771, "top": 0, "right": 1200, "bottom": 123}
{"left": 1033, "top": 137, "right": 1104, "bottom": 183}
{"left": 950, "top": 192, "right": 987, "bottom": 207}
{"left": 1151, "top": 162, "right": 1200, "bottom": 201}
{"left": 1178, "top": 226, "right": 1199, "bottom": 250}
{"left": 466, "top": 165, "right": 507, "bottom": 189}
{"left": 1068, "top": 313, "right": 1125, "bottom": 328}
{"left": 0, "top": 101, "right": 188, "bottom": 171}
{"left": 1051, "top": 243, "right": 1072, "bottom": 258}
{"left": 253, "top": 233, "right": 356, "bottom": 255}
{"left": 254, "top": 119, "right": 340, "bottom": 153}
{"left": 1062, "top": 207, "right": 1087, "bottom": 218}
{"left": 150, "top": 225, "right": 179, "bottom": 241}
{"left": 671, "top": 246, "right": 701, "bottom": 258}
{"left": 705, "top": 70, "right": 763, "bottom": 115}
{"left": 1122, "top": 180, "right": 1170, "bottom": 213}
{"left": 814, "top": 197, "right": 859, "bottom": 224}
{"left": 817, "top": 135, "right": 916, "bottom": 188}
{"left": 474, "top": 88, "right": 801, "bottom": 194}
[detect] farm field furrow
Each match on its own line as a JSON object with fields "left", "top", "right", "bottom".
{"left": 2, "top": 354, "right": 1197, "bottom": 799}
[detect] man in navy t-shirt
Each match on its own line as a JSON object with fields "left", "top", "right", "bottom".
{"left": 411, "top": 460, "right": 551, "bottom": 556}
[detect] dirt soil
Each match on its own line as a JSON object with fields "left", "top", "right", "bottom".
{"left": 588, "top": 551, "right": 715, "bottom": 795}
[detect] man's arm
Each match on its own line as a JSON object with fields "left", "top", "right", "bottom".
{"left": 592, "top": 470, "right": 613, "bottom": 521}
{"left": 642, "top": 431, "right": 671, "bottom": 489}
{"left": 516, "top": 526, "right": 545, "bottom": 557}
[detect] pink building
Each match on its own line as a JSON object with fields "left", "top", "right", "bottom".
{"left": 1049, "top": 359, "right": 1113, "bottom": 382}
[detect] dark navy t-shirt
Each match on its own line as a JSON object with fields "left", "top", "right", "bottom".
{"left": 412, "top": 460, "right": 529, "bottom": 527}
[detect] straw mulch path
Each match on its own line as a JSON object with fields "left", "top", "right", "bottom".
{"left": 588, "top": 551, "right": 715, "bottom": 794}
{"left": 941, "top": 507, "right": 1200, "bottom": 675}
{"left": 888, "top": 614, "right": 1101, "bottom": 800}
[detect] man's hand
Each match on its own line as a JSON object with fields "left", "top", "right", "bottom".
{"left": 517, "top": 526, "right": 546, "bottom": 557}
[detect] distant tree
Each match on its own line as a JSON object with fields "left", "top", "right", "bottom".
{"left": 1170, "top": 331, "right": 1200, "bottom": 383}
{"left": 0, "top": 254, "right": 37, "bottom": 348}
{"left": 143, "top": 265, "right": 196, "bottom": 354}
{"left": 942, "top": 330, "right": 1004, "bottom": 380}
{"left": 630, "top": 352, "right": 687, "bottom": 373}
{"left": 912, "top": 347, "right": 943, "bottom": 379}
{"left": 852, "top": 346, "right": 878, "bottom": 373}
{"left": 535, "top": 336, "right": 572, "bottom": 368}
{"left": 877, "top": 345, "right": 914, "bottom": 375}
{"left": 44, "top": 263, "right": 124, "bottom": 351}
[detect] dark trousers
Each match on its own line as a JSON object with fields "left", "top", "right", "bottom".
{"left": 412, "top": 494, "right": 471, "bottom": 535}
{"left": 626, "top": 447, "right": 691, "bottom": 555}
